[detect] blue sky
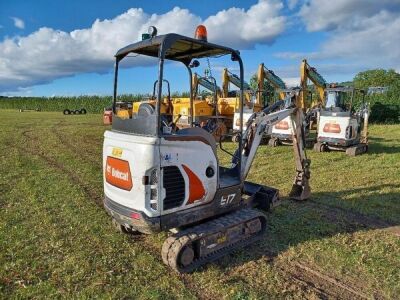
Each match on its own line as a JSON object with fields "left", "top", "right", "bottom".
{"left": 0, "top": 0, "right": 399, "bottom": 96}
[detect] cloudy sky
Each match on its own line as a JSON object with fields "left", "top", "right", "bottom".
{"left": 0, "top": 0, "right": 399, "bottom": 96}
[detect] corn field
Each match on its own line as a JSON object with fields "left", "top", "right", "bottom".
{"left": 0, "top": 95, "right": 118, "bottom": 114}
{"left": 0, "top": 93, "right": 190, "bottom": 114}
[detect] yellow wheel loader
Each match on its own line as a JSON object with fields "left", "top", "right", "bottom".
{"left": 103, "top": 26, "right": 311, "bottom": 273}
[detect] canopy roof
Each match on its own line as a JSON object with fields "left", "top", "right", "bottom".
{"left": 115, "top": 33, "right": 238, "bottom": 64}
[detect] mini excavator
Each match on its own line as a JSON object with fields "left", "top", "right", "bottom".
{"left": 103, "top": 25, "right": 311, "bottom": 273}
{"left": 314, "top": 86, "right": 369, "bottom": 156}
{"left": 269, "top": 59, "right": 327, "bottom": 147}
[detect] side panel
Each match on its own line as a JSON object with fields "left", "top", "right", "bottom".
{"left": 233, "top": 109, "right": 254, "bottom": 131}
{"left": 271, "top": 115, "right": 294, "bottom": 137}
{"left": 318, "top": 115, "right": 359, "bottom": 141}
{"left": 103, "top": 130, "right": 160, "bottom": 218}
{"left": 159, "top": 139, "right": 218, "bottom": 215}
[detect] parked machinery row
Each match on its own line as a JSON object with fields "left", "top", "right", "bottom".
{"left": 103, "top": 35, "right": 370, "bottom": 156}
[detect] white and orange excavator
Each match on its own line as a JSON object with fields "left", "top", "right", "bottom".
{"left": 103, "top": 25, "right": 311, "bottom": 273}
{"left": 269, "top": 59, "right": 327, "bottom": 147}
{"left": 314, "top": 86, "right": 369, "bottom": 156}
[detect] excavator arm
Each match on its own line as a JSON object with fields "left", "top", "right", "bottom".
{"left": 239, "top": 101, "right": 311, "bottom": 200}
{"left": 300, "top": 59, "right": 327, "bottom": 109}
{"left": 192, "top": 73, "right": 221, "bottom": 103}
{"left": 222, "top": 68, "right": 252, "bottom": 98}
{"left": 257, "top": 63, "right": 287, "bottom": 103}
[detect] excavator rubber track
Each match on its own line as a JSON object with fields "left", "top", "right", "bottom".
{"left": 345, "top": 143, "right": 368, "bottom": 156}
{"left": 161, "top": 208, "right": 267, "bottom": 273}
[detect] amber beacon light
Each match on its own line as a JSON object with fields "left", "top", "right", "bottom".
{"left": 194, "top": 25, "right": 208, "bottom": 41}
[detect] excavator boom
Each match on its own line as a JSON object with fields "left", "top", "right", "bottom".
{"left": 192, "top": 73, "right": 220, "bottom": 97}
{"left": 222, "top": 68, "right": 251, "bottom": 98}
{"left": 257, "top": 63, "right": 287, "bottom": 104}
{"left": 300, "top": 59, "right": 327, "bottom": 109}
{"left": 240, "top": 101, "right": 311, "bottom": 200}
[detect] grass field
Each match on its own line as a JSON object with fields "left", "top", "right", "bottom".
{"left": 0, "top": 110, "right": 399, "bottom": 299}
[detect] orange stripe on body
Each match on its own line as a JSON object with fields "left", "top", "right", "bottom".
{"left": 182, "top": 164, "right": 206, "bottom": 204}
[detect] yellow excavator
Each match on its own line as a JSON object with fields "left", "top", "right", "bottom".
{"left": 299, "top": 59, "right": 328, "bottom": 130}
{"left": 219, "top": 68, "right": 256, "bottom": 134}
{"left": 257, "top": 63, "right": 288, "bottom": 103}
{"left": 232, "top": 63, "right": 293, "bottom": 136}
{"left": 175, "top": 71, "right": 236, "bottom": 140}
{"left": 172, "top": 73, "right": 218, "bottom": 129}
{"left": 222, "top": 67, "right": 264, "bottom": 135}
{"left": 222, "top": 68, "right": 253, "bottom": 102}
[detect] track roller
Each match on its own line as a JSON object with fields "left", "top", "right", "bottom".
{"left": 161, "top": 208, "right": 267, "bottom": 273}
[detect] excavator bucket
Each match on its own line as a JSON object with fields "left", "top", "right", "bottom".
{"left": 289, "top": 179, "right": 311, "bottom": 201}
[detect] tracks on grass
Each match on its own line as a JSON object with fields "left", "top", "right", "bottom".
{"left": 20, "top": 129, "right": 103, "bottom": 207}
{"left": 18, "top": 124, "right": 391, "bottom": 299}
{"left": 276, "top": 262, "right": 371, "bottom": 300}
{"left": 53, "top": 121, "right": 102, "bottom": 166}
{"left": 308, "top": 199, "right": 395, "bottom": 230}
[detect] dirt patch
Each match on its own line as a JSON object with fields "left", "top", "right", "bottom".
{"left": 384, "top": 226, "right": 400, "bottom": 237}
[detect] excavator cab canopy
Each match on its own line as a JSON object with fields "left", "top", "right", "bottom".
{"left": 112, "top": 31, "right": 246, "bottom": 184}
{"left": 325, "top": 87, "right": 355, "bottom": 112}
{"left": 112, "top": 32, "right": 244, "bottom": 143}
{"left": 115, "top": 33, "right": 238, "bottom": 64}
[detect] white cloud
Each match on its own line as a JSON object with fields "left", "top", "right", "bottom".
{"left": 282, "top": 77, "right": 299, "bottom": 87}
{"left": 276, "top": 2, "right": 400, "bottom": 77}
{"left": 299, "top": 0, "right": 400, "bottom": 32}
{"left": 11, "top": 17, "right": 25, "bottom": 29}
{"left": 0, "top": 1, "right": 286, "bottom": 92}
{"left": 204, "top": 0, "right": 285, "bottom": 48}
{"left": 287, "top": 0, "right": 299, "bottom": 10}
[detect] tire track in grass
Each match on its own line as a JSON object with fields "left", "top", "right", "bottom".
{"left": 54, "top": 129, "right": 100, "bottom": 165}
{"left": 307, "top": 199, "right": 395, "bottom": 229}
{"left": 53, "top": 124, "right": 102, "bottom": 166}
{"left": 20, "top": 129, "right": 103, "bottom": 208}
{"left": 22, "top": 123, "right": 385, "bottom": 299}
{"left": 225, "top": 246, "right": 371, "bottom": 299}
{"left": 275, "top": 262, "right": 371, "bottom": 300}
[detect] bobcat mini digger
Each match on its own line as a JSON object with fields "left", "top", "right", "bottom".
{"left": 103, "top": 26, "right": 311, "bottom": 273}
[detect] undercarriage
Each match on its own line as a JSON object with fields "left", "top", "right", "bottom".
{"left": 314, "top": 141, "right": 368, "bottom": 156}
{"left": 161, "top": 208, "right": 267, "bottom": 273}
